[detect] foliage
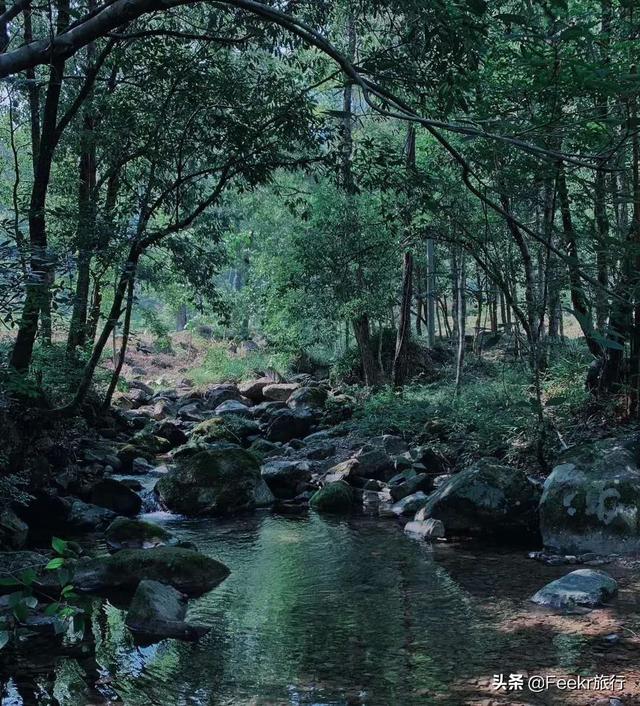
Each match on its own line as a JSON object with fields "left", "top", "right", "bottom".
{"left": 188, "top": 343, "right": 292, "bottom": 385}
{"left": 0, "top": 537, "right": 85, "bottom": 649}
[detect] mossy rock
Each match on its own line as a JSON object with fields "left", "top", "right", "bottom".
{"left": 310, "top": 481, "right": 353, "bottom": 513}
{"left": 155, "top": 442, "right": 268, "bottom": 515}
{"left": 72, "top": 546, "right": 229, "bottom": 596}
{"left": 105, "top": 517, "right": 176, "bottom": 551}
{"left": 118, "top": 444, "right": 154, "bottom": 471}
{"left": 190, "top": 416, "right": 259, "bottom": 445}
{"left": 131, "top": 430, "right": 173, "bottom": 455}
{"left": 420, "top": 458, "right": 541, "bottom": 538}
{"left": 540, "top": 440, "right": 640, "bottom": 554}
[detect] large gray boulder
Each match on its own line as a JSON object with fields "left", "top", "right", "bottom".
{"left": 264, "top": 408, "right": 315, "bottom": 443}
{"left": 261, "top": 460, "right": 312, "bottom": 499}
{"left": 539, "top": 439, "right": 640, "bottom": 554}
{"left": 418, "top": 459, "right": 541, "bottom": 538}
{"left": 287, "top": 386, "right": 327, "bottom": 410}
{"left": 530, "top": 569, "right": 617, "bottom": 609}
{"left": 203, "top": 383, "right": 244, "bottom": 409}
{"left": 90, "top": 478, "right": 142, "bottom": 517}
{"left": 263, "top": 383, "right": 299, "bottom": 402}
{"left": 125, "top": 580, "right": 210, "bottom": 641}
{"left": 155, "top": 442, "right": 271, "bottom": 515}
{"left": 105, "top": 517, "right": 177, "bottom": 551}
{"left": 73, "top": 547, "right": 230, "bottom": 596}
{"left": 239, "top": 378, "right": 272, "bottom": 403}
{"left": 67, "top": 499, "right": 117, "bottom": 531}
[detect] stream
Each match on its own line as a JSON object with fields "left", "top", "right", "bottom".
{"left": 1, "top": 508, "right": 612, "bottom": 706}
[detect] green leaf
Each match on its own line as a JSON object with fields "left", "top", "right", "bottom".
{"left": 19, "top": 569, "right": 36, "bottom": 586}
{"left": 52, "top": 537, "right": 68, "bottom": 555}
{"left": 0, "top": 577, "right": 20, "bottom": 587}
{"left": 0, "top": 631, "right": 9, "bottom": 650}
{"left": 45, "top": 558, "right": 64, "bottom": 571}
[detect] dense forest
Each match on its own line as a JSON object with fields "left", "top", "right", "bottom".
{"left": 1, "top": 0, "right": 640, "bottom": 704}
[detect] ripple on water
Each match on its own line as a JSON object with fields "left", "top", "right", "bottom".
{"left": 0, "top": 513, "right": 595, "bottom": 706}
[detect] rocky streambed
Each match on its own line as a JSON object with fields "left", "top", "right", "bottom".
{"left": 1, "top": 375, "right": 640, "bottom": 705}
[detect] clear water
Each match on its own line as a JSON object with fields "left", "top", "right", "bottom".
{"left": 0, "top": 512, "right": 580, "bottom": 705}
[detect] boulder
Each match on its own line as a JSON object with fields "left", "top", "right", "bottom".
{"left": 263, "top": 383, "right": 300, "bottom": 402}
{"left": 418, "top": 459, "right": 541, "bottom": 538}
{"left": 117, "top": 444, "right": 153, "bottom": 472}
{"left": 410, "top": 446, "right": 448, "bottom": 474}
{"left": 304, "top": 442, "right": 336, "bottom": 460}
{"left": 0, "top": 509, "right": 28, "bottom": 549}
{"left": 391, "top": 491, "right": 429, "bottom": 516}
{"left": 191, "top": 416, "right": 259, "bottom": 445}
{"left": 239, "top": 378, "right": 272, "bottom": 403}
{"left": 204, "top": 383, "right": 244, "bottom": 409}
{"left": 130, "top": 430, "right": 173, "bottom": 455}
{"left": 72, "top": 546, "right": 230, "bottom": 596}
{"left": 404, "top": 518, "right": 445, "bottom": 540}
{"left": 261, "top": 460, "right": 312, "bottom": 499}
{"left": 388, "top": 469, "right": 431, "bottom": 501}
{"left": 252, "top": 400, "right": 287, "bottom": 418}
{"left": 105, "top": 517, "right": 177, "bottom": 551}
{"left": 90, "top": 478, "right": 142, "bottom": 517}
{"left": 530, "top": 569, "right": 618, "bottom": 609}
{"left": 177, "top": 402, "right": 210, "bottom": 422}
{"left": 67, "top": 499, "right": 117, "bottom": 531}
{"left": 155, "top": 421, "right": 188, "bottom": 448}
{"left": 539, "top": 440, "right": 640, "bottom": 554}
{"left": 249, "top": 438, "right": 282, "bottom": 458}
{"left": 213, "top": 400, "right": 253, "bottom": 418}
{"left": 371, "top": 435, "right": 408, "bottom": 455}
{"left": 323, "top": 458, "right": 359, "bottom": 484}
{"left": 354, "top": 447, "right": 395, "bottom": 481}
{"left": 264, "top": 408, "right": 315, "bottom": 443}
{"left": 310, "top": 481, "right": 353, "bottom": 513}
{"left": 287, "top": 386, "right": 327, "bottom": 410}
{"left": 155, "top": 442, "right": 268, "bottom": 515}
{"left": 125, "top": 580, "right": 210, "bottom": 642}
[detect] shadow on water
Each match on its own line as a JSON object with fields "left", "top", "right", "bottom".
{"left": 0, "top": 513, "right": 618, "bottom": 706}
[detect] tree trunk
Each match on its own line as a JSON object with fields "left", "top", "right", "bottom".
{"left": 454, "top": 251, "right": 466, "bottom": 395}
{"left": 392, "top": 251, "right": 413, "bottom": 386}
{"left": 102, "top": 275, "right": 135, "bottom": 409}
{"left": 176, "top": 303, "right": 188, "bottom": 331}
{"left": 9, "top": 0, "right": 69, "bottom": 370}
{"left": 352, "top": 314, "right": 380, "bottom": 386}
{"left": 425, "top": 237, "right": 436, "bottom": 346}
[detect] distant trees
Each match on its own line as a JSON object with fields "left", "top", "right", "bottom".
{"left": 0, "top": 0, "right": 639, "bottom": 414}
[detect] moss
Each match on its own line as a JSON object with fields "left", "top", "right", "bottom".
{"left": 73, "top": 547, "right": 230, "bottom": 596}
{"left": 155, "top": 443, "right": 261, "bottom": 515}
{"left": 191, "top": 416, "right": 258, "bottom": 444}
{"left": 310, "top": 481, "right": 353, "bottom": 513}
{"left": 105, "top": 517, "right": 174, "bottom": 549}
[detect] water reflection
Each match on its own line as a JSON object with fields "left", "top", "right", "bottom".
{"left": 0, "top": 513, "right": 589, "bottom": 705}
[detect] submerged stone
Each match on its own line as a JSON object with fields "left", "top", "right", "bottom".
{"left": 125, "top": 579, "right": 210, "bottom": 642}
{"left": 530, "top": 569, "right": 617, "bottom": 609}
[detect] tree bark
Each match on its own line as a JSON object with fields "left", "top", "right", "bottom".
{"left": 392, "top": 251, "right": 413, "bottom": 386}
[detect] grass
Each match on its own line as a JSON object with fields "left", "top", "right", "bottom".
{"left": 347, "top": 346, "right": 594, "bottom": 469}
{"left": 187, "top": 343, "right": 293, "bottom": 385}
